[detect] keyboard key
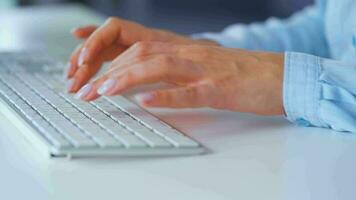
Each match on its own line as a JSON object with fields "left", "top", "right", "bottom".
{"left": 0, "top": 79, "right": 72, "bottom": 148}
{"left": 93, "top": 99, "right": 172, "bottom": 147}
{"left": 16, "top": 75, "right": 127, "bottom": 148}
{"left": 0, "top": 74, "right": 95, "bottom": 148}
{"left": 108, "top": 126, "right": 147, "bottom": 148}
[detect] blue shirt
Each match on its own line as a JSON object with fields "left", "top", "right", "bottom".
{"left": 193, "top": 0, "right": 356, "bottom": 133}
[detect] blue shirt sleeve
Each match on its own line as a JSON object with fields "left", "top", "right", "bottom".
{"left": 284, "top": 52, "right": 356, "bottom": 133}
{"left": 192, "top": 2, "right": 329, "bottom": 57}
{"left": 193, "top": 0, "right": 356, "bottom": 133}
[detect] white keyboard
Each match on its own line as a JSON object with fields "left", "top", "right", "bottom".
{"left": 0, "top": 52, "right": 204, "bottom": 158}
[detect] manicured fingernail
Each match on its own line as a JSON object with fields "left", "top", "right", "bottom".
{"left": 74, "top": 84, "right": 93, "bottom": 99}
{"left": 135, "top": 93, "right": 155, "bottom": 104}
{"left": 66, "top": 78, "right": 75, "bottom": 92}
{"left": 97, "top": 79, "right": 117, "bottom": 95}
{"left": 63, "top": 63, "right": 71, "bottom": 79}
{"left": 78, "top": 48, "right": 88, "bottom": 67}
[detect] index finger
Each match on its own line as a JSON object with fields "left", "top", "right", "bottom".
{"left": 78, "top": 17, "right": 148, "bottom": 66}
{"left": 75, "top": 55, "right": 201, "bottom": 101}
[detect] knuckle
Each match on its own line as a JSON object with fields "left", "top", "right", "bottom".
{"left": 186, "top": 86, "right": 198, "bottom": 98}
{"left": 194, "top": 85, "right": 205, "bottom": 95}
{"left": 80, "top": 65, "right": 92, "bottom": 75}
{"left": 182, "top": 87, "right": 199, "bottom": 105}
{"left": 194, "top": 84, "right": 212, "bottom": 104}
{"left": 200, "top": 84, "right": 213, "bottom": 97}
{"left": 135, "top": 65, "right": 147, "bottom": 76}
{"left": 132, "top": 41, "right": 151, "bottom": 56}
{"left": 156, "top": 55, "right": 174, "bottom": 65}
{"left": 154, "top": 56, "right": 175, "bottom": 77}
{"left": 185, "top": 45, "right": 211, "bottom": 59}
{"left": 195, "top": 84, "right": 207, "bottom": 95}
{"left": 123, "top": 69, "right": 136, "bottom": 83}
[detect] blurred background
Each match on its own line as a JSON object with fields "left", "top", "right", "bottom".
{"left": 0, "top": 0, "right": 315, "bottom": 58}
{"left": 1, "top": 0, "right": 314, "bottom": 34}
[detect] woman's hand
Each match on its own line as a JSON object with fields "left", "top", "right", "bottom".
{"left": 74, "top": 42, "right": 285, "bottom": 116}
{"left": 66, "top": 17, "right": 217, "bottom": 92}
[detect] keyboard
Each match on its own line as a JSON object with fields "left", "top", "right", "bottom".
{"left": 0, "top": 52, "right": 205, "bottom": 158}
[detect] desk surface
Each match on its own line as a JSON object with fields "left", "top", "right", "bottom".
{"left": 0, "top": 4, "right": 356, "bottom": 200}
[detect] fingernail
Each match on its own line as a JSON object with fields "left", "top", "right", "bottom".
{"left": 66, "top": 78, "right": 76, "bottom": 92}
{"left": 97, "top": 79, "right": 117, "bottom": 95}
{"left": 135, "top": 93, "right": 155, "bottom": 104}
{"left": 63, "top": 63, "right": 71, "bottom": 79}
{"left": 74, "top": 84, "right": 93, "bottom": 99}
{"left": 78, "top": 48, "right": 88, "bottom": 67}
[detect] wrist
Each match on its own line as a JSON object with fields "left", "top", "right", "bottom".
{"left": 255, "top": 51, "right": 285, "bottom": 115}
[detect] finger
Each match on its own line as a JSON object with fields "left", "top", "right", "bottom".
{"left": 71, "top": 25, "right": 98, "bottom": 39}
{"left": 66, "top": 44, "right": 83, "bottom": 79}
{"left": 98, "top": 56, "right": 202, "bottom": 96}
{"left": 108, "top": 41, "right": 177, "bottom": 71}
{"left": 68, "top": 44, "right": 128, "bottom": 93}
{"left": 74, "top": 55, "right": 201, "bottom": 101}
{"left": 73, "top": 50, "right": 162, "bottom": 102}
{"left": 77, "top": 18, "right": 124, "bottom": 66}
{"left": 77, "top": 17, "right": 149, "bottom": 67}
{"left": 73, "top": 74, "right": 108, "bottom": 101}
{"left": 135, "top": 85, "right": 212, "bottom": 108}
{"left": 68, "top": 44, "right": 126, "bottom": 79}
{"left": 67, "top": 60, "right": 102, "bottom": 93}
{"left": 100, "top": 42, "right": 189, "bottom": 83}
{"left": 74, "top": 56, "right": 153, "bottom": 102}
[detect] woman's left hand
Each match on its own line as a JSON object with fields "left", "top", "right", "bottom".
{"left": 74, "top": 42, "right": 285, "bottom": 116}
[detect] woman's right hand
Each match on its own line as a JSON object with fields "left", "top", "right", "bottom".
{"left": 66, "top": 17, "right": 217, "bottom": 93}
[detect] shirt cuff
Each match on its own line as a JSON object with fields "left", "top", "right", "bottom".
{"left": 283, "top": 52, "right": 327, "bottom": 127}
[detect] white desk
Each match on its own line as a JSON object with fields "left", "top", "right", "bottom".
{"left": 0, "top": 4, "right": 355, "bottom": 200}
